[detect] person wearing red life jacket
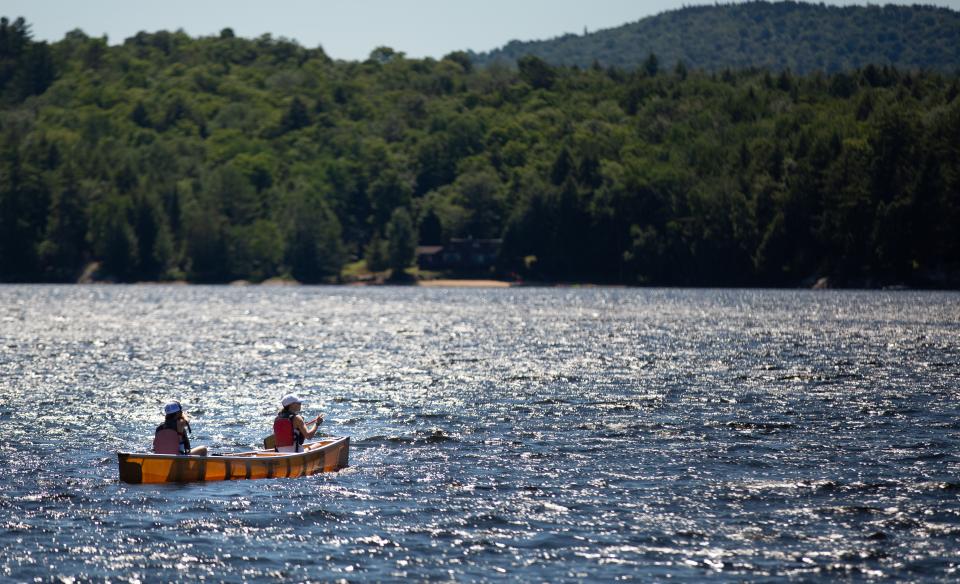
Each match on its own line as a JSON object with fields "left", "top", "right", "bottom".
{"left": 273, "top": 394, "right": 323, "bottom": 453}
{"left": 153, "top": 401, "right": 208, "bottom": 456}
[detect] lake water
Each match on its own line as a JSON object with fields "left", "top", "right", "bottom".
{"left": 1, "top": 285, "right": 959, "bottom": 581}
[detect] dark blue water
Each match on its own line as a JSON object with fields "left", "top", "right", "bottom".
{"left": 1, "top": 285, "right": 959, "bottom": 581}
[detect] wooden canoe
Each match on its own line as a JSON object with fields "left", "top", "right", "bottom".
{"left": 117, "top": 437, "right": 349, "bottom": 484}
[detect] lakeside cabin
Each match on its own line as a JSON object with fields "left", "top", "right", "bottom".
{"left": 417, "top": 238, "right": 502, "bottom": 271}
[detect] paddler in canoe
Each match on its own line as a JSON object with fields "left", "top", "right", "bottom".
{"left": 153, "top": 401, "right": 208, "bottom": 456}
{"left": 273, "top": 394, "right": 323, "bottom": 453}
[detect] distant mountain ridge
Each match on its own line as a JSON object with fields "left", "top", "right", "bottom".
{"left": 471, "top": 1, "right": 960, "bottom": 73}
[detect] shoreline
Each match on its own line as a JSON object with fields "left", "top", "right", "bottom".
{"left": 1, "top": 280, "right": 956, "bottom": 291}
{"left": 417, "top": 279, "right": 513, "bottom": 288}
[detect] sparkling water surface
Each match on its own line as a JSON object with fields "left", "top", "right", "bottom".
{"left": 1, "top": 285, "right": 959, "bottom": 581}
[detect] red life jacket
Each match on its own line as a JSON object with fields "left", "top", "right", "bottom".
{"left": 153, "top": 428, "right": 182, "bottom": 454}
{"left": 273, "top": 412, "right": 302, "bottom": 450}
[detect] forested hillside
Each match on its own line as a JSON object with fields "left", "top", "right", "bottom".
{"left": 1, "top": 16, "right": 959, "bottom": 287}
{"left": 473, "top": 2, "right": 960, "bottom": 74}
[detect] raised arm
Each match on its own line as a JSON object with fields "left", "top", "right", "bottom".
{"left": 295, "top": 414, "right": 324, "bottom": 440}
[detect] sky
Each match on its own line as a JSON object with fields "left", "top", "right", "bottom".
{"left": 5, "top": 0, "right": 960, "bottom": 61}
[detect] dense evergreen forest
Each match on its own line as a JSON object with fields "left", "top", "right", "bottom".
{"left": 0, "top": 14, "right": 958, "bottom": 287}
{"left": 474, "top": 2, "right": 960, "bottom": 74}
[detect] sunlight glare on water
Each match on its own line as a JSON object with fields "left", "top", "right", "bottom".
{"left": 0, "top": 285, "right": 959, "bottom": 581}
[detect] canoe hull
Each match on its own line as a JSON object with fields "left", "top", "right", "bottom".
{"left": 117, "top": 437, "right": 349, "bottom": 484}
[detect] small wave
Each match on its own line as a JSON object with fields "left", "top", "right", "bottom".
{"left": 420, "top": 429, "right": 458, "bottom": 443}
{"left": 0, "top": 521, "right": 34, "bottom": 532}
{"left": 532, "top": 398, "right": 570, "bottom": 405}
{"left": 736, "top": 479, "right": 840, "bottom": 493}
{"left": 355, "top": 430, "right": 458, "bottom": 446}
{"left": 720, "top": 421, "right": 797, "bottom": 431}
{"left": 815, "top": 505, "right": 886, "bottom": 516}
{"left": 415, "top": 412, "right": 453, "bottom": 420}
{"left": 18, "top": 490, "right": 81, "bottom": 504}
{"left": 924, "top": 481, "right": 960, "bottom": 491}
{"left": 331, "top": 397, "right": 385, "bottom": 404}
{"left": 512, "top": 530, "right": 579, "bottom": 549}
{"left": 297, "top": 507, "right": 348, "bottom": 521}
{"left": 896, "top": 452, "right": 948, "bottom": 462}
{"left": 356, "top": 435, "right": 415, "bottom": 446}
{"left": 461, "top": 512, "right": 514, "bottom": 529}
{"left": 505, "top": 374, "right": 543, "bottom": 382}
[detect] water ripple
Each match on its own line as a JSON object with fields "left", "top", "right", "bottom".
{"left": 0, "top": 286, "right": 959, "bottom": 580}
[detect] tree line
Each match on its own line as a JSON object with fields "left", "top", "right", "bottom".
{"left": 474, "top": 2, "right": 960, "bottom": 74}
{"left": 1, "top": 17, "right": 958, "bottom": 287}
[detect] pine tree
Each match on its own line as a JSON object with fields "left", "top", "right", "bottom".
{"left": 280, "top": 96, "right": 310, "bottom": 133}
{"left": 386, "top": 207, "right": 415, "bottom": 276}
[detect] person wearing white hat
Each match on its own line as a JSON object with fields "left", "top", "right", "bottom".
{"left": 273, "top": 394, "right": 323, "bottom": 453}
{"left": 153, "top": 401, "right": 208, "bottom": 456}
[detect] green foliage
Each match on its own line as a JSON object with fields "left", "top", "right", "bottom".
{"left": 364, "top": 232, "right": 388, "bottom": 273}
{"left": 385, "top": 207, "right": 416, "bottom": 274}
{"left": 280, "top": 96, "right": 310, "bottom": 134}
{"left": 285, "top": 189, "right": 344, "bottom": 283}
{"left": 132, "top": 191, "right": 174, "bottom": 280}
{"left": 0, "top": 143, "right": 49, "bottom": 280}
{"left": 38, "top": 165, "right": 87, "bottom": 280}
{"left": 88, "top": 195, "right": 138, "bottom": 282}
{"left": 0, "top": 17, "right": 56, "bottom": 103}
{"left": 0, "top": 13, "right": 959, "bottom": 288}
{"left": 474, "top": 2, "right": 960, "bottom": 74}
{"left": 227, "top": 219, "right": 283, "bottom": 282}
{"left": 517, "top": 56, "right": 556, "bottom": 90}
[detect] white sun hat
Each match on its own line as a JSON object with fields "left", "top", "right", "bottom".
{"left": 281, "top": 394, "right": 303, "bottom": 407}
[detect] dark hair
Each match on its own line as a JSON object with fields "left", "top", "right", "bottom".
{"left": 162, "top": 412, "right": 180, "bottom": 429}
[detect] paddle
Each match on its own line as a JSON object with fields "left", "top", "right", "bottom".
{"left": 262, "top": 415, "right": 323, "bottom": 450}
